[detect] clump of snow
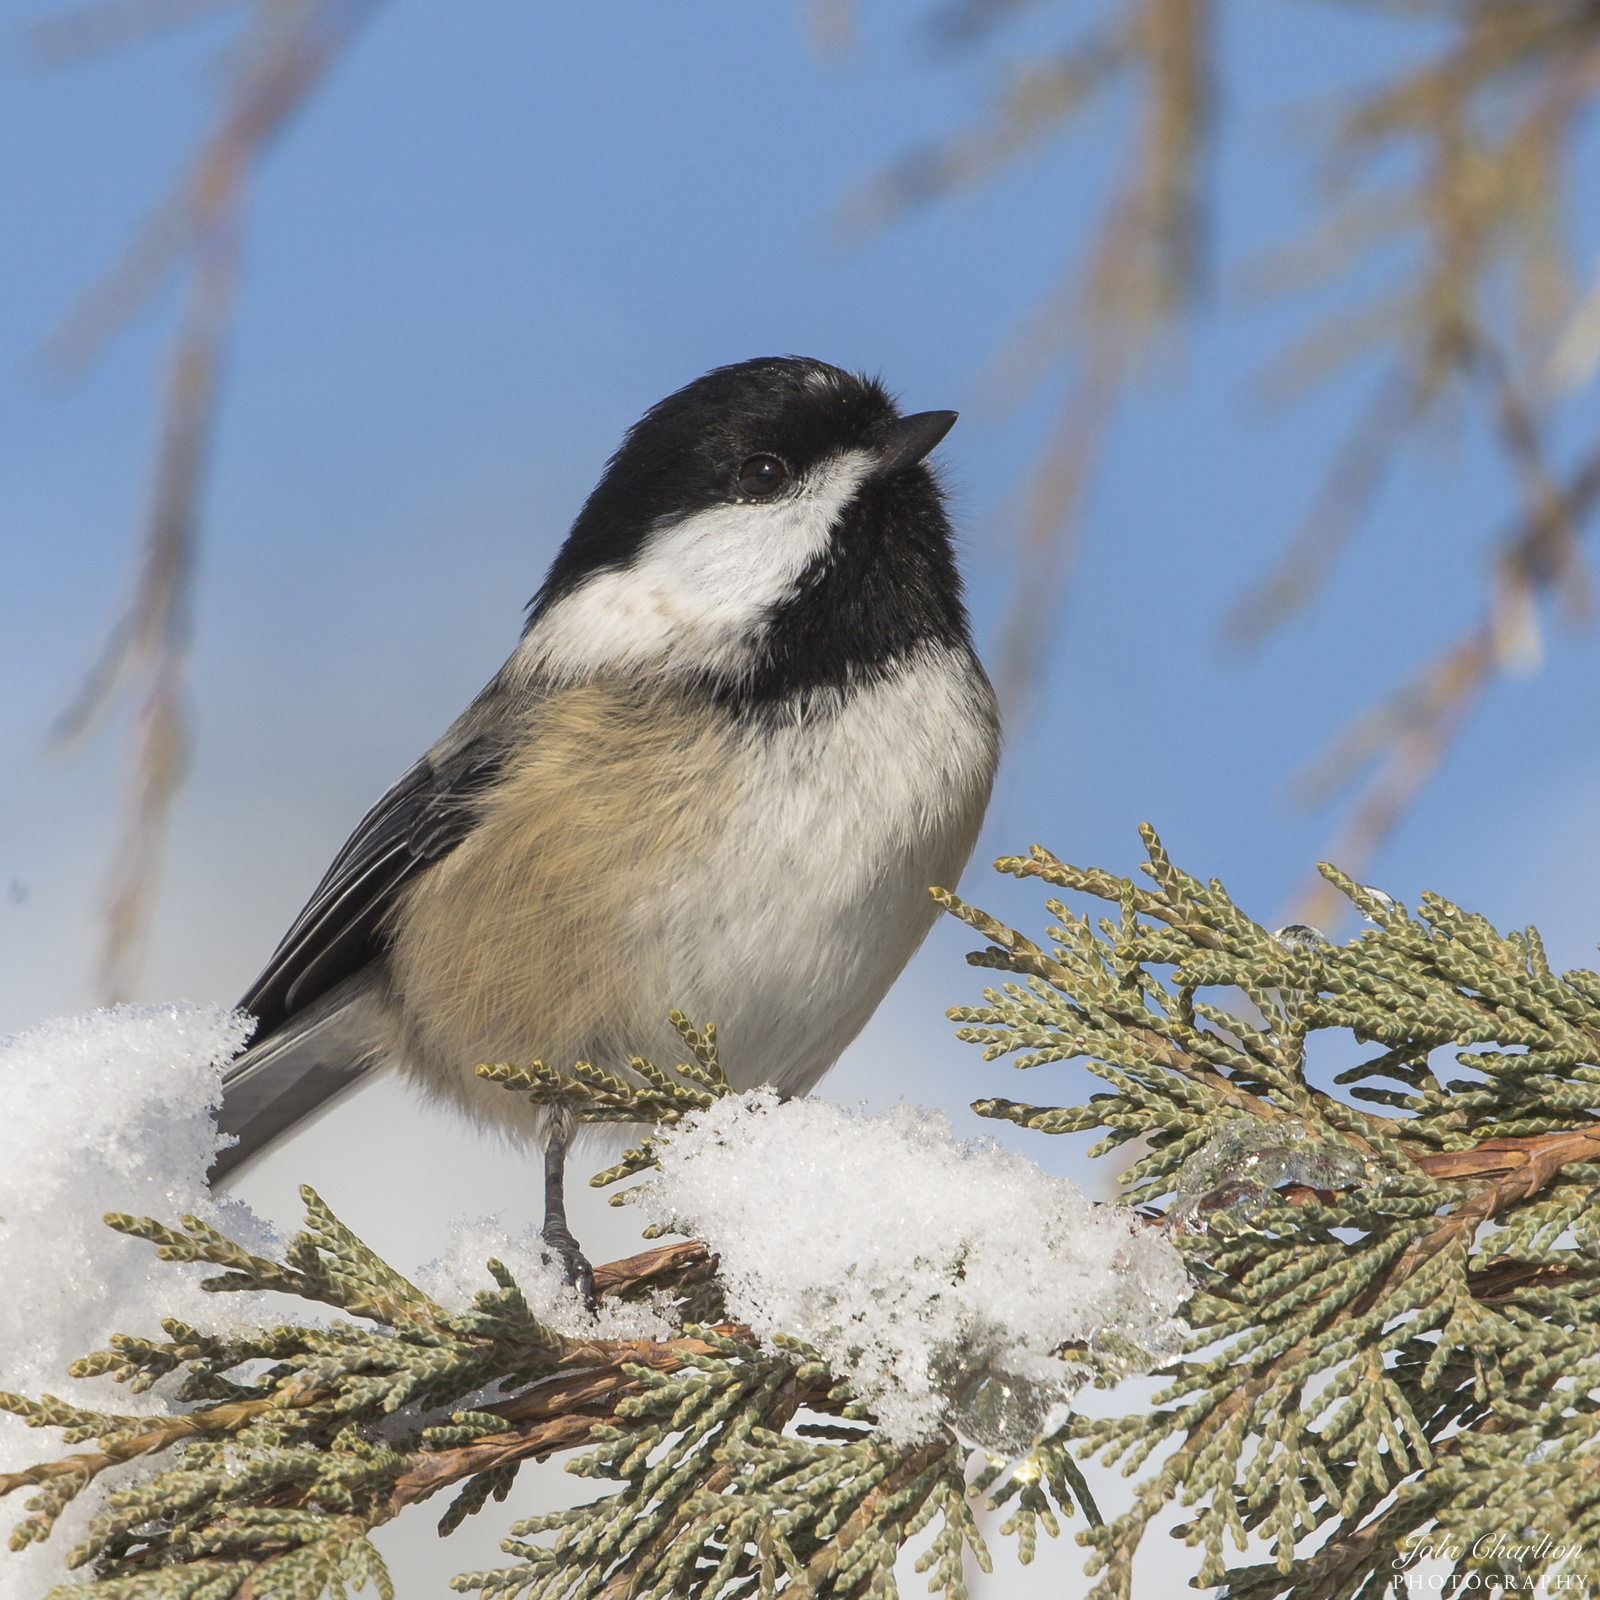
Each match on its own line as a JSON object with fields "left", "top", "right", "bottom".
{"left": 417, "top": 1217, "right": 673, "bottom": 1342}
{"left": 629, "top": 1091, "right": 1191, "bottom": 1450}
{"left": 0, "top": 1005, "right": 287, "bottom": 1600}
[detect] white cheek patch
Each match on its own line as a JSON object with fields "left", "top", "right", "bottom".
{"left": 521, "top": 450, "right": 874, "bottom": 682}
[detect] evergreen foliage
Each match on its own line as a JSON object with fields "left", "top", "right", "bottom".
{"left": 945, "top": 824, "right": 1600, "bottom": 1596}
{"left": 477, "top": 1012, "right": 731, "bottom": 1198}
{"left": 5, "top": 829, "right": 1600, "bottom": 1598}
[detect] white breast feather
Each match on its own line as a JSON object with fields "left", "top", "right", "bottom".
{"left": 652, "top": 646, "right": 998, "bottom": 1096}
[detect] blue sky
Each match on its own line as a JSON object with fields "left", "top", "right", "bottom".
{"left": 2, "top": 2, "right": 1598, "bottom": 1590}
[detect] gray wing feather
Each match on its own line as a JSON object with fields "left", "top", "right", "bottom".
{"left": 215, "top": 673, "right": 542, "bottom": 1181}
{"left": 237, "top": 743, "right": 505, "bottom": 1045}
{"left": 214, "top": 970, "right": 390, "bottom": 1181}
{"left": 216, "top": 730, "right": 514, "bottom": 1180}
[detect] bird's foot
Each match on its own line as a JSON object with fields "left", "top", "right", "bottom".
{"left": 541, "top": 1219, "right": 596, "bottom": 1312}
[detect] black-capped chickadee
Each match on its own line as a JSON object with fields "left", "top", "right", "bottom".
{"left": 214, "top": 356, "right": 1000, "bottom": 1287}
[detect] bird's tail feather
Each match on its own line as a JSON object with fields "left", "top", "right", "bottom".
{"left": 213, "top": 971, "right": 389, "bottom": 1182}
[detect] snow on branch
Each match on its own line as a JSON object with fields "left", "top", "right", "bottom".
{"left": 0, "top": 1002, "right": 1164, "bottom": 1600}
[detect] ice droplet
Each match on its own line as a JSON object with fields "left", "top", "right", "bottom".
{"left": 1167, "top": 1117, "right": 1370, "bottom": 1233}
{"left": 1272, "top": 924, "right": 1330, "bottom": 954}
{"left": 943, "top": 1360, "right": 1073, "bottom": 1455}
{"left": 1357, "top": 886, "right": 1396, "bottom": 923}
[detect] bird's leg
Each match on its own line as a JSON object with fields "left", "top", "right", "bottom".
{"left": 541, "top": 1107, "right": 595, "bottom": 1309}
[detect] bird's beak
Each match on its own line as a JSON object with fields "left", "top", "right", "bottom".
{"left": 869, "top": 410, "right": 958, "bottom": 478}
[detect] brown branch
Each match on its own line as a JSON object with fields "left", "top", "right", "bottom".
{"left": 1324, "top": 1126, "right": 1600, "bottom": 1309}
{"left": 590, "top": 1240, "right": 716, "bottom": 1301}
{"left": 1268, "top": 1126, "right": 1600, "bottom": 1207}
{"left": 798, "top": 1434, "right": 955, "bottom": 1596}
{"left": 1287, "top": 420, "right": 1600, "bottom": 934}
{"left": 1221, "top": 366, "right": 1418, "bottom": 651}
{"left": 597, "top": 1464, "right": 742, "bottom": 1600}
{"left": 1284, "top": 628, "right": 1494, "bottom": 933}
{"left": 1465, "top": 1257, "right": 1593, "bottom": 1303}
{"left": 3, "top": 1330, "right": 791, "bottom": 1554}
{"left": 1260, "top": 1409, "right": 1523, "bottom": 1598}
{"left": 992, "top": 351, "right": 1122, "bottom": 726}
{"left": 1355, "top": 1125, "right": 1600, "bottom": 1306}
{"left": 397, "top": 1343, "right": 837, "bottom": 1600}
{"left": 0, "top": 1387, "right": 331, "bottom": 1500}
{"left": 0, "top": 1243, "right": 722, "bottom": 1506}
{"left": 1410, "top": 1125, "right": 1600, "bottom": 1185}
{"left": 388, "top": 1331, "right": 756, "bottom": 1511}
{"left": 949, "top": 873, "right": 1600, "bottom": 1184}
{"left": 594, "top": 1369, "right": 815, "bottom": 1600}
{"left": 1186, "top": 1126, "right": 1600, "bottom": 1315}
{"left": 44, "top": 0, "right": 390, "bottom": 1003}
{"left": 1090, "top": 1131, "right": 1550, "bottom": 1592}
{"left": 23, "top": 0, "right": 246, "bottom": 71}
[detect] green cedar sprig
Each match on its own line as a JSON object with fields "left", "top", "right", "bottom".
{"left": 476, "top": 1012, "right": 732, "bottom": 1191}
{"left": 0, "top": 1195, "right": 1084, "bottom": 1600}
{"left": 941, "top": 825, "right": 1600, "bottom": 1599}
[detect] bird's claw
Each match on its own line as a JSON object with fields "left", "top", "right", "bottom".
{"left": 541, "top": 1220, "right": 596, "bottom": 1311}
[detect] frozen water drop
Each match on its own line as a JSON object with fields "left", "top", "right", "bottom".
{"left": 1357, "top": 886, "right": 1395, "bottom": 922}
{"left": 1168, "top": 1116, "right": 1369, "bottom": 1233}
{"left": 944, "top": 1361, "right": 1071, "bottom": 1456}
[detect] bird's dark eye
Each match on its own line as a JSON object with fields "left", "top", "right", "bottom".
{"left": 737, "top": 455, "right": 787, "bottom": 498}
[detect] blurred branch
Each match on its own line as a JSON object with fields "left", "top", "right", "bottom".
{"left": 85, "top": 214, "right": 237, "bottom": 1003}
{"left": 1550, "top": 245, "right": 1600, "bottom": 391}
{"left": 41, "top": 0, "right": 386, "bottom": 1001}
{"left": 924, "top": 0, "right": 1056, "bottom": 50}
{"left": 993, "top": 350, "right": 1120, "bottom": 718}
{"left": 21, "top": 0, "right": 244, "bottom": 69}
{"left": 833, "top": 32, "right": 1131, "bottom": 243}
{"left": 1284, "top": 628, "right": 1493, "bottom": 931}
{"left": 1250, "top": 6, "right": 1600, "bottom": 922}
{"left": 1003, "top": 0, "right": 1212, "bottom": 722}
{"left": 1284, "top": 422, "right": 1600, "bottom": 928}
{"left": 804, "top": 0, "right": 859, "bottom": 57}
{"left": 845, "top": 0, "right": 1212, "bottom": 724}
{"left": 39, "top": 191, "right": 192, "bottom": 387}
{"left": 1220, "top": 366, "right": 1417, "bottom": 651}
{"left": 868, "top": 0, "right": 1600, "bottom": 900}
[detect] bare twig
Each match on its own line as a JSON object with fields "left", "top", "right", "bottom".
{"left": 45, "top": 0, "right": 386, "bottom": 1001}
{"left": 883, "top": 0, "right": 1600, "bottom": 906}
{"left": 0, "top": 1242, "right": 736, "bottom": 1514}
{"left": 1285, "top": 421, "right": 1600, "bottom": 928}
{"left": 1219, "top": 368, "right": 1418, "bottom": 650}
{"left": 842, "top": 0, "right": 1212, "bottom": 727}
{"left": 390, "top": 1327, "right": 776, "bottom": 1512}
{"left": 22, "top": 0, "right": 245, "bottom": 70}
